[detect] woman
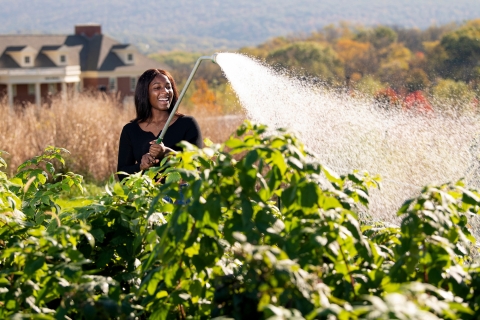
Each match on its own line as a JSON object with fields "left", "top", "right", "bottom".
{"left": 117, "top": 69, "right": 202, "bottom": 180}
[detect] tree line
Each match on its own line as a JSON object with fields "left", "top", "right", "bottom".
{"left": 152, "top": 19, "right": 480, "bottom": 114}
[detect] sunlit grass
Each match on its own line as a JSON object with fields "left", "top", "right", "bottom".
{"left": 0, "top": 92, "right": 245, "bottom": 183}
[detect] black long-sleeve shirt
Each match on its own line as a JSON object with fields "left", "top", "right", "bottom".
{"left": 117, "top": 115, "right": 202, "bottom": 179}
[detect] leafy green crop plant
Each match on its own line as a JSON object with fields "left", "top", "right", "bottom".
{"left": 2, "top": 122, "right": 480, "bottom": 319}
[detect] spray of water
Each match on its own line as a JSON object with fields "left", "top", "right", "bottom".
{"left": 215, "top": 52, "right": 480, "bottom": 224}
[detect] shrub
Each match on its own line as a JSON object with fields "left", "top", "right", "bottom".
{"left": 432, "top": 79, "right": 476, "bottom": 113}
{"left": 355, "top": 75, "right": 385, "bottom": 96}
{"left": 1, "top": 121, "right": 480, "bottom": 319}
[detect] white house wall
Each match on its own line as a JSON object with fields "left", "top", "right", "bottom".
{"left": 0, "top": 66, "right": 81, "bottom": 106}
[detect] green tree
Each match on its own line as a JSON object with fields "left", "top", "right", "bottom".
{"left": 405, "top": 68, "right": 431, "bottom": 92}
{"left": 240, "top": 36, "right": 292, "bottom": 60}
{"left": 440, "top": 19, "right": 480, "bottom": 82}
{"left": 378, "top": 43, "right": 412, "bottom": 90}
{"left": 355, "top": 75, "right": 385, "bottom": 96}
{"left": 423, "top": 40, "right": 449, "bottom": 79}
{"left": 355, "top": 26, "right": 398, "bottom": 50}
{"left": 267, "top": 41, "right": 344, "bottom": 83}
{"left": 432, "top": 78, "right": 476, "bottom": 113}
{"left": 395, "top": 27, "right": 424, "bottom": 53}
{"left": 395, "top": 23, "right": 456, "bottom": 54}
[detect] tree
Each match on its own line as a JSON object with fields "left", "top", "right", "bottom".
{"left": 335, "top": 39, "right": 377, "bottom": 77}
{"left": 355, "top": 75, "right": 385, "bottom": 96}
{"left": 374, "top": 87, "right": 401, "bottom": 109}
{"left": 355, "top": 26, "right": 398, "bottom": 50}
{"left": 190, "top": 79, "right": 221, "bottom": 115}
{"left": 267, "top": 41, "right": 344, "bottom": 83}
{"left": 432, "top": 78, "right": 476, "bottom": 113}
{"left": 240, "top": 36, "right": 292, "bottom": 60}
{"left": 395, "top": 27, "right": 424, "bottom": 53}
{"left": 403, "top": 90, "right": 433, "bottom": 113}
{"left": 395, "top": 24, "right": 457, "bottom": 54}
{"left": 440, "top": 19, "right": 480, "bottom": 81}
{"left": 378, "top": 43, "right": 412, "bottom": 90}
{"left": 405, "top": 68, "right": 430, "bottom": 92}
{"left": 423, "top": 40, "right": 449, "bottom": 79}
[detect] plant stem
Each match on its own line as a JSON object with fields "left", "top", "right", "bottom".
{"left": 338, "top": 239, "right": 357, "bottom": 299}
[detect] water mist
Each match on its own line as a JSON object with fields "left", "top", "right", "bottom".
{"left": 214, "top": 52, "right": 480, "bottom": 226}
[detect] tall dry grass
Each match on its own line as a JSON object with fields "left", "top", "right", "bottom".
{"left": 0, "top": 93, "right": 245, "bottom": 182}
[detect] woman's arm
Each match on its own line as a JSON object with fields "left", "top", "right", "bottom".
{"left": 117, "top": 126, "right": 141, "bottom": 180}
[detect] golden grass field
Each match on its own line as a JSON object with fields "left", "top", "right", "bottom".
{"left": 0, "top": 93, "right": 245, "bottom": 182}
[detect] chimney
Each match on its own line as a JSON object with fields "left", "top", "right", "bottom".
{"left": 75, "top": 24, "right": 102, "bottom": 38}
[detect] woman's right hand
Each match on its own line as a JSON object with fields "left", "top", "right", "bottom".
{"left": 139, "top": 153, "right": 158, "bottom": 171}
{"left": 149, "top": 140, "right": 175, "bottom": 159}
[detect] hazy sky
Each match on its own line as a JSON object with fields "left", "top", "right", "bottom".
{"left": 1, "top": 0, "right": 479, "bottom": 51}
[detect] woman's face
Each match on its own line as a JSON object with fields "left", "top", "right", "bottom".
{"left": 148, "top": 74, "right": 174, "bottom": 112}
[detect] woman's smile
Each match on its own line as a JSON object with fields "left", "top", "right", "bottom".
{"left": 149, "top": 74, "right": 174, "bottom": 111}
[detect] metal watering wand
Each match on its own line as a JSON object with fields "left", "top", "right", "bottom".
{"left": 155, "top": 53, "right": 219, "bottom": 144}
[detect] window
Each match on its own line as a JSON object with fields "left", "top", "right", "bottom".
{"left": 12, "top": 84, "right": 17, "bottom": 97}
{"left": 28, "top": 84, "right": 35, "bottom": 95}
{"left": 127, "top": 53, "right": 133, "bottom": 62}
{"left": 109, "top": 78, "right": 116, "bottom": 92}
{"left": 60, "top": 55, "right": 66, "bottom": 63}
{"left": 130, "top": 77, "right": 137, "bottom": 92}
{"left": 24, "top": 56, "right": 30, "bottom": 64}
{"left": 48, "top": 83, "right": 57, "bottom": 94}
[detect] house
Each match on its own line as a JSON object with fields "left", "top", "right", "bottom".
{"left": 0, "top": 24, "right": 166, "bottom": 107}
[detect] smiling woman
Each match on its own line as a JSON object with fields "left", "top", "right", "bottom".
{"left": 116, "top": 69, "right": 202, "bottom": 180}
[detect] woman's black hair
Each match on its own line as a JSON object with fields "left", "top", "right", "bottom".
{"left": 132, "top": 69, "right": 180, "bottom": 123}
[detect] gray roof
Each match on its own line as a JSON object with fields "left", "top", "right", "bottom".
{"left": 41, "top": 45, "right": 63, "bottom": 51}
{"left": 111, "top": 44, "right": 132, "bottom": 50}
{"left": 5, "top": 46, "right": 29, "bottom": 52}
{"left": 0, "top": 33, "right": 164, "bottom": 72}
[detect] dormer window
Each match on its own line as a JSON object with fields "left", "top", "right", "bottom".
{"left": 111, "top": 45, "right": 135, "bottom": 64}
{"left": 6, "top": 45, "right": 37, "bottom": 67}
{"left": 41, "top": 45, "right": 72, "bottom": 66}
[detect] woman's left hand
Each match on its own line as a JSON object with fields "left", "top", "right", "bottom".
{"left": 140, "top": 153, "right": 157, "bottom": 170}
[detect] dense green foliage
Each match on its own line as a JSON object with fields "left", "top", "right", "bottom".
{"left": 2, "top": 122, "right": 480, "bottom": 319}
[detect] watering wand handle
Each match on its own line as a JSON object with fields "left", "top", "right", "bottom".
{"left": 156, "top": 54, "right": 218, "bottom": 144}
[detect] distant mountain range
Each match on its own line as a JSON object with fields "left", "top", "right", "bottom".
{"left": 1, "top": 0, "right": 480, "bottom": 53}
